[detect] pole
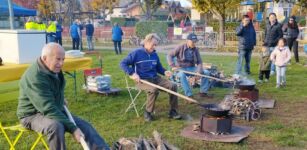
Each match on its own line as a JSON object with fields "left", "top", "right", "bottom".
{"left": 174, "top": 69, "right": 230, "bottom": 82}
{"left": 7, "top": 0, "right": 14, "bottom": 29}
{"left": 63, "top": 106, "right": 90, "bottom": 150}
{"left": 139, "top": 79, "right": 200, "bottom": 104}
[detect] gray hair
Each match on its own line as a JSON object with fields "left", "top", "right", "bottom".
{"left": 28, "top": 16, "right": 34, "bottom": 22}
{"left": 142, "top": 33, "right": 160, "bottom": 44}
{"left": 41, "top": 43, "right": 64, "bottom": 57}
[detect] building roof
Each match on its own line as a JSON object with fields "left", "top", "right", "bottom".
{"left": 120, "top": 2, "right": 142, "bottom": 13}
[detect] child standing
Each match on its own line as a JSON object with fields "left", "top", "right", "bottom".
{"left": 258, "top": 44, "right": 271, "bottom": 83}
{"left": 270, "top": 38, "right": 291, "bottom": 88}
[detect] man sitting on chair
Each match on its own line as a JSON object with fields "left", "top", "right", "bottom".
{"left": 17, "top": 43, "right": 109, "bottom": 150}
{"left": 167, "top": 33, "right": 213, "bottom": 98}
{"left": 120, "top": 33, "right": 181, "bottom": 122}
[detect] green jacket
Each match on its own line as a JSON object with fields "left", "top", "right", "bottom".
{"left": 17, "top": 58, "right": 77, "bottom": 133}
{"left": 259, "top": 50, "right": 271, "bottom": 71}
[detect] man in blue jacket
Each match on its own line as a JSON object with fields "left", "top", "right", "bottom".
{"left": 55, "top": 21, "right": 63, "bottom": 45}
{"left": 85, "top": 19, "right": 95, "bottom": 51}
{"left": 70, "top": 20, "right": 80, "bottom": 50}
{"left": 120, "top": 33, "right": 181, "bottom": 122}
{"left": 235, "top": 15, "right": 256, "bottom": 75}
{"left": 112, "top": 23, "right": 123, "bottom": 54}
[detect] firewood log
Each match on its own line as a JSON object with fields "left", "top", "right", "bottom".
{"left": 153, "top": 131, "right": 167, "bottom": 150}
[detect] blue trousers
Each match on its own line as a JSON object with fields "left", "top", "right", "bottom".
{"left": 176, "top": 67, "right": 210, "bottom": 97}
{"left": 87, "top": 36, "right": 94, "bottom": 50}
{"left": 113, "top": 41, "right": 122, "bottom": 54}
{"left": 235, "top": 49, "right": 252, "bottom": 75}
{"left": 72, "top": 38, "right": 80, "bottom": 50}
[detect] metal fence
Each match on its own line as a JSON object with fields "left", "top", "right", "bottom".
{"left": 195, "top": 32, "right": 218, "bottom": 48}
{"left": 223, "top": 31, "right": 264, "bottom": 48}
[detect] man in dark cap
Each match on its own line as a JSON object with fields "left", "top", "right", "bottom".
{"left": 167, "top": 33, "right": 212, "bottom": 98}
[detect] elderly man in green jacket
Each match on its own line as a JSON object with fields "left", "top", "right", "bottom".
{"left": 17, "top": 43, "right": 109, "bottom": 150}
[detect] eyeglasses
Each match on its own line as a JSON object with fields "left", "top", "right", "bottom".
{"left": 289, "top": 20, "right": 294, "bottom": 21}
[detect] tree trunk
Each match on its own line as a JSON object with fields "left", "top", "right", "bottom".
{"left": 145, "top": 0, "right": 152, "bottom": 20}
{"left": 211, "top": 9, "right": 225, "bottom": 47}
{"left": 218, "top": 15, "right": 225, "bottom": 46}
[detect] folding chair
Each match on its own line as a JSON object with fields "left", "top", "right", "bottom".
{"left": 124, "top": 76, "right": 145, "bottom": 117}
{"left": 0, "top": 123, "right": 49, "bottom": 150}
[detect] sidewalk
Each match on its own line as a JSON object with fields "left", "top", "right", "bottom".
{"left": 63, "top": 44, "right": 307, "bottom": 57}
{"left": 63, "top": 44, "right": 240, "bottom": 56}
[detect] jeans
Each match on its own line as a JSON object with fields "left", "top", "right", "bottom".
{"left": 269, "top": 47, "right": 275, "bottom": 73}
{"left": 276, "top": 66, "right": 286, "bottom": 85}
{"left": 47, "top": 35, "right": 55, "bottom": 43}
{"left": 113, "top": 41, "right": 122, "bottom": 54}
{"left": 87, "top": 36, "right": 94, "bottom": 50}
{"left": 235, "top": 49, "right": 252, "bottom": 75}
{"left": 55, "top": 37, "right": 62, "bottom": 45}
{"left": 72, "top": 38, "right": 80, "bottom": 50}
{"left": 176, "top": 67, "right": 210, "bottom": 97}
{"left": 20, "top": 113, "right": 110, "bottom": 150}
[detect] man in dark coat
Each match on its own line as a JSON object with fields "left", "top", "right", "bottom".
{"left": 264, "top": 13, "right": 283, "bottom": 75}
{"left": 235, "top": 15, "right": 256, "bottom": 75}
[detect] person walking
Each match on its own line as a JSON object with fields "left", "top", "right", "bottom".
{"left": 270, "top": 38, "right": 291, "bottom": 88}
{"left": 235, "top": 15, "right": 256, "bottom": 75}
{"left": 264, "top": 13, "right": 283, "bottom": 75}
{"left": 55, "top": 21, "right": 63, "bottom": 45}
{"left": 70, "top": 20, "right": 81, "bottom": 50}
{"left": 283, "top": 16, "right": 300, "bottom": 63}
{"left": 77, "top": 20, "right": 84, "bottom": 50}
{"left": 85, "top": 19, "right": 95, "bottom": 51}
{"left": 112, "top": 23, "right": 123, "bottom": 54}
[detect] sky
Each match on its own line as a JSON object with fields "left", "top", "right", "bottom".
{"left": 177, "top": 0, "right": 192, "bottom": 8}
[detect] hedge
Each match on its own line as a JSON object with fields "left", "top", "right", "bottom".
{"left": 299, "top": 19, "right": 306, "bottom": 27}
{"left": 135, "top": 21, "right": 168, "bottom": 40}
{"left": 207, "top": 21, "right": 240, "bottom": 32}
{"left": 110, "top": 17, "right": 138, "bottom": 27}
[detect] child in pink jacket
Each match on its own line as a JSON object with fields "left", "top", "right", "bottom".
{"left": 270, "top": 38, "right": 291, "bottom": 88}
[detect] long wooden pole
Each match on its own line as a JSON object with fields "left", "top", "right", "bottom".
{"left": 64, "top": 106, "right": 90, "bottom": 150}
{"left": 7, "top": 0, "right": 14, "bottom": 29}
{"left": 174, "top": 69, "right": 230, "bottom": 82}
{"left": 140, "top": 79, "right": 200, "bottom": 104}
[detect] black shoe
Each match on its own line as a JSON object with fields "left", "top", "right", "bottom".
{"left": 198, "top": 93, "right": 213, "bottom": 98}
{"left": 169, "top": 109, "right": 182, "bottom": 120}
{"left": 144, "top": 111, "right": 153, "bottom": 122}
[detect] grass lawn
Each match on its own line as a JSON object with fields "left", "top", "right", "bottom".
{"left": 1, "top": 49, "right": 307, "bottom": 150}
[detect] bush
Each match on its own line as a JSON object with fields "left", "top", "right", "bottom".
{"left": 135, "top": 21, "right": 168, "bottom": 40}
{"left": 110, "top": 17, "right": 138, "bottom": 27}
{"left": 299, "top": 19, "right": 306, "bottom": 27}
{"left": 208, "top": 21, "right": 240, "bottom": 32}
